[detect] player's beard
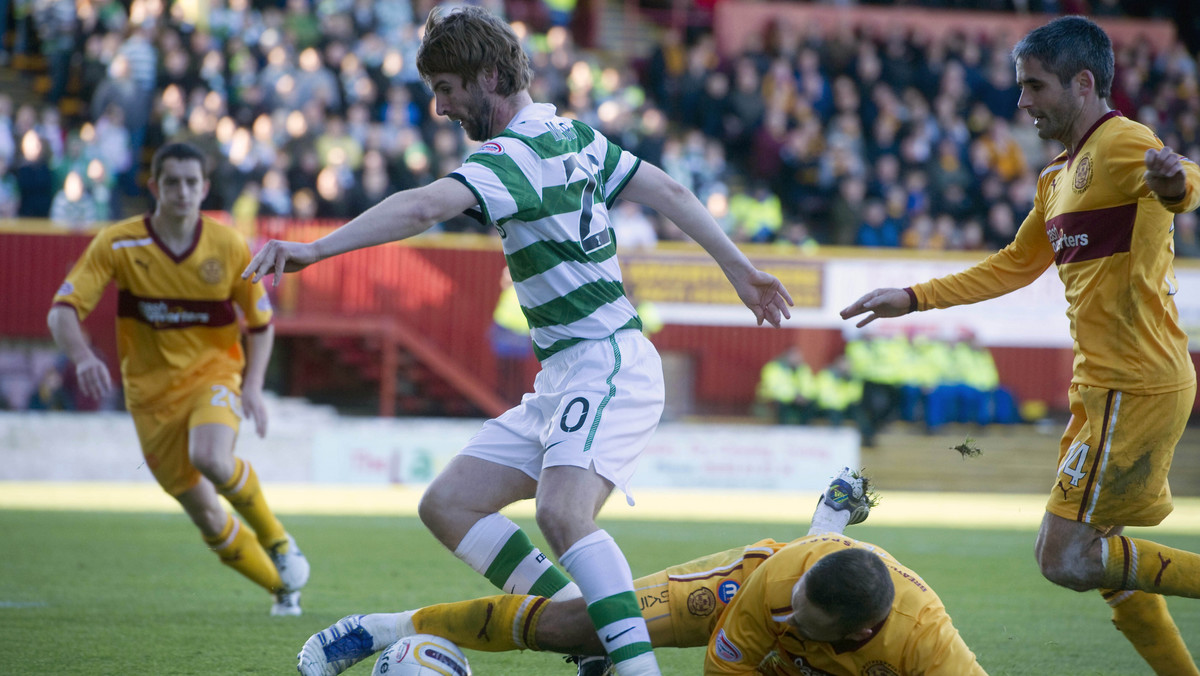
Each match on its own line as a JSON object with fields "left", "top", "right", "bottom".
{"left": 460, "top": 85, "right": 494, "bottom": 141}
{"left": 1034, "top": 90, "right": 1081, "bottom": 145}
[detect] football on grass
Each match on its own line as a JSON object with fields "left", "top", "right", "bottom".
{"left": 372, "top": 634, "right": 471, "bottom": 676}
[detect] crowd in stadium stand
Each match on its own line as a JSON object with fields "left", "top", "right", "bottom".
{"left": 2, "top": 0, "right": 1199, "bottom": 254}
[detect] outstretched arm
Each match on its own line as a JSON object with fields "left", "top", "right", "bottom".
{"left": 619, "top": 163, "right": 793, "bottom": 327}
{"left": 243, "top": 178, "right": 478, "bottom": 285}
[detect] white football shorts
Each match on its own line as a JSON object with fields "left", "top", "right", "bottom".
{"left": 461, "top": 329, "right": 665, "bottom": 502}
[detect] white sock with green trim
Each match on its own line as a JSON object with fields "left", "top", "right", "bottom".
{"left": 560, "top": 529, "right": 660, "bottom": 676}
{"left": 454, "top": 513, "right": 580, "bottom": 601}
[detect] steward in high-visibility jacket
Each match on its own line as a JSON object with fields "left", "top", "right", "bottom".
{"left": 757, "top": 347, "right": 817, "bottom": 424}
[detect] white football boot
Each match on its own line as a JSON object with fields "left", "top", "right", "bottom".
{"left": 269, "top": 534, "right": 311, "bottom": 592}
{"left": 297, "top": 612, "right": 414, "bottom": 676}
{"left": 271, "top": 590, "right": 302, "bottom": 617}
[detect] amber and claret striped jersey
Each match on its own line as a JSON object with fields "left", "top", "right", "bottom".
{"left": 52, "top": 215, "right": 273, "bottom": 408}
{"left": 705, "top": 534, "right": 985, "bottom": 676}
{"left": 912, "top": 112, "right": 1200, "bottom": 394}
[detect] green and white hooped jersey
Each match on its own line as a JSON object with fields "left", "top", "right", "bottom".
{"left": 450, "top": 103, "right": 643, "bottom": 361}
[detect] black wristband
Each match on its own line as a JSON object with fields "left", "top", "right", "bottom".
{"left": 904, "top": 287, "right": 918, "bottom": 314}
{"left": 1160, "top": 189, "right": 1186, "bottom": 204}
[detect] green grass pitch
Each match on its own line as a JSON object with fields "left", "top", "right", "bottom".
{"left": 1, "top": 509, "right": 1197, "bottom": 675}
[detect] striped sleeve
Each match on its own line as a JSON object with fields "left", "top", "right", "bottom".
{"left": 600, "top": 135, "right": 641, "bottom": 208}
{"left": 452, "top": 139, "right": 544, "bottom": 224}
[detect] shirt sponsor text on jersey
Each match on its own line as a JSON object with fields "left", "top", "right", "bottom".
{"left": 140, "top": 301, "right": 210, "bottom": 325}
{"left": 1051, "top": 228, "right": 1089, "bottom": 252}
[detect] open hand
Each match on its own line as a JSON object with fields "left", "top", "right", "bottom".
{"left": 840, "top": 288, "right": 911, "bottom": 328}
{"left": 75, "top": 355, "right": 113, "bottom": 401}
{"left": 242, "top": 240, "right": 319, "bottom": 286}
{"left": 241, "top": 388, "right": 268, "bottom": 438}
{"left": 738, "top": 269, "right": 793, "bottom": 328}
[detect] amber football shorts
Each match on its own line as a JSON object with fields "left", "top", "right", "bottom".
{"left": 130, "top": 374, "right": 243, "bottom": 496}
{"left": 1046, "top": 383, "right": 1195, "bottom": 527}
{"left": 634, "top": 539, "right": 786, "bottom": 648}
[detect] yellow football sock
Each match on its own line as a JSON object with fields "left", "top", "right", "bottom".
{"left": 218, "top": 458, "right": 287, "bottom": 551}
{"left": 1104, "top": 589, "right": 1199, "bottom": 676}
{"left": 1103, "top": 535, "right": 1200, "bottom": 598}
{"left": 203, "top": 514, "right": 284, "bottom": 592}
{"left": 412, "top": 595, "right": 549, "bottom": 652}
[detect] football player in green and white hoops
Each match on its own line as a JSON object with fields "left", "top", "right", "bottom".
{"left": 243, "top": 7, "right": 792, "bottom": 675}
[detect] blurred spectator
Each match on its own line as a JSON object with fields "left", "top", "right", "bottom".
{"left": 855, "top": 198, "right": 903, "bottom": 248}
{"left": 231, "top": 180, "right": 261, "bottom": 240}
{"left": 0, "top": 154, "right": 18, "bottom": 216}
{"left": 975, "top": 49, "right": 1020, "bottom": 120}
{"left": 49, "top": 170, "right": 100, "bottom": 228}
{"left": 775, "top": 220, "right": 818, "bottom": 252}
{"left": 984, "top": 201, "right": 1019, "bottom": 250}
{"left": 757, "top": 346, "right": 817, "bottom": 425}
{"left": 0, "top": 0, "right": 10, "bottom": 66}
{"left": 259, "top": 168, "right": 293, "bottom": 217}
{"left": 825, "top": 175, "right": 867, "bottom": 245}
{"left": 117, "top": 24, "right": 158, "bottom": 96}
{"left": 932, "top": 213, "right": 961, "bottom": 250}
{"left": 976, "top": 118, "right": 1028, "bottom": 183}
{"left": 36, "top": 106, "right": 64, "bottom": 161}
{"left": 27, "top": 365, "right": 73, "bottom": 411}
{"left": 0, "top": 94, "right": 14, "bottom": 166}
{"left": 34, "top": 0, "right": 76, "bottom": 103}
{"left": 315, "top": 115, "right": 363, "bottom": 172}
{"left": 901, "top": 213, "right": 936, "bottom": 249}
{"left": 93, "top": 104, "right": 134, "bottom": 193}
{"left": 926, "top": 333, "right": 1020, "bottom": 429}
{"left": 812, "top": 355, "right": 865, "bottom": 431}
{"left": 729, "top": 180, "right": 783, "bottom": 242}
{"left": 347, "top": 149, "right": 394, "bottom": 214}
{"left": 845, "top": 333, "right": 907, "bottom": 447}
{"left": 15, "top": 130, "right": 54, "bottom": 217}
{"left": 12, "top": 102, "right": 36, "bottom": 146}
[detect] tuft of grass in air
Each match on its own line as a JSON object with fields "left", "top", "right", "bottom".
{"left": 952, "top": 436, "right": 984, "bottom": 459}
{"left": 847, "top": 467, "right": 882, "bottom": 508}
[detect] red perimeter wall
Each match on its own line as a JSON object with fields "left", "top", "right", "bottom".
{"left": 0, "top": 223, "right": 1183, "bottom": 416}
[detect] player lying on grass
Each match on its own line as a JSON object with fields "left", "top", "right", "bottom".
{"left": 298, "top": 468, "right": 987, "bottom": 676}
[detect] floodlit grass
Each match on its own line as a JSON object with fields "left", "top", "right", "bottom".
{"left": 1, "top": 510, "right": 1197, "bottom": 675}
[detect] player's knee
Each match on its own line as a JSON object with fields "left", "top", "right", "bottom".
{"left": 1036, "top": 550, "right": 1099, "bottom": 591}
{"left": 199, "top": 506, "right": 228, "bottom": 535}
{"left": 534, "top": 506, "right": 591, "bottom": 556}
{"left": 188, "top": 445, "right": 232, "bottom": 482}
{"left": 537, "top": 599, "right": 601, "bottom": 654}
